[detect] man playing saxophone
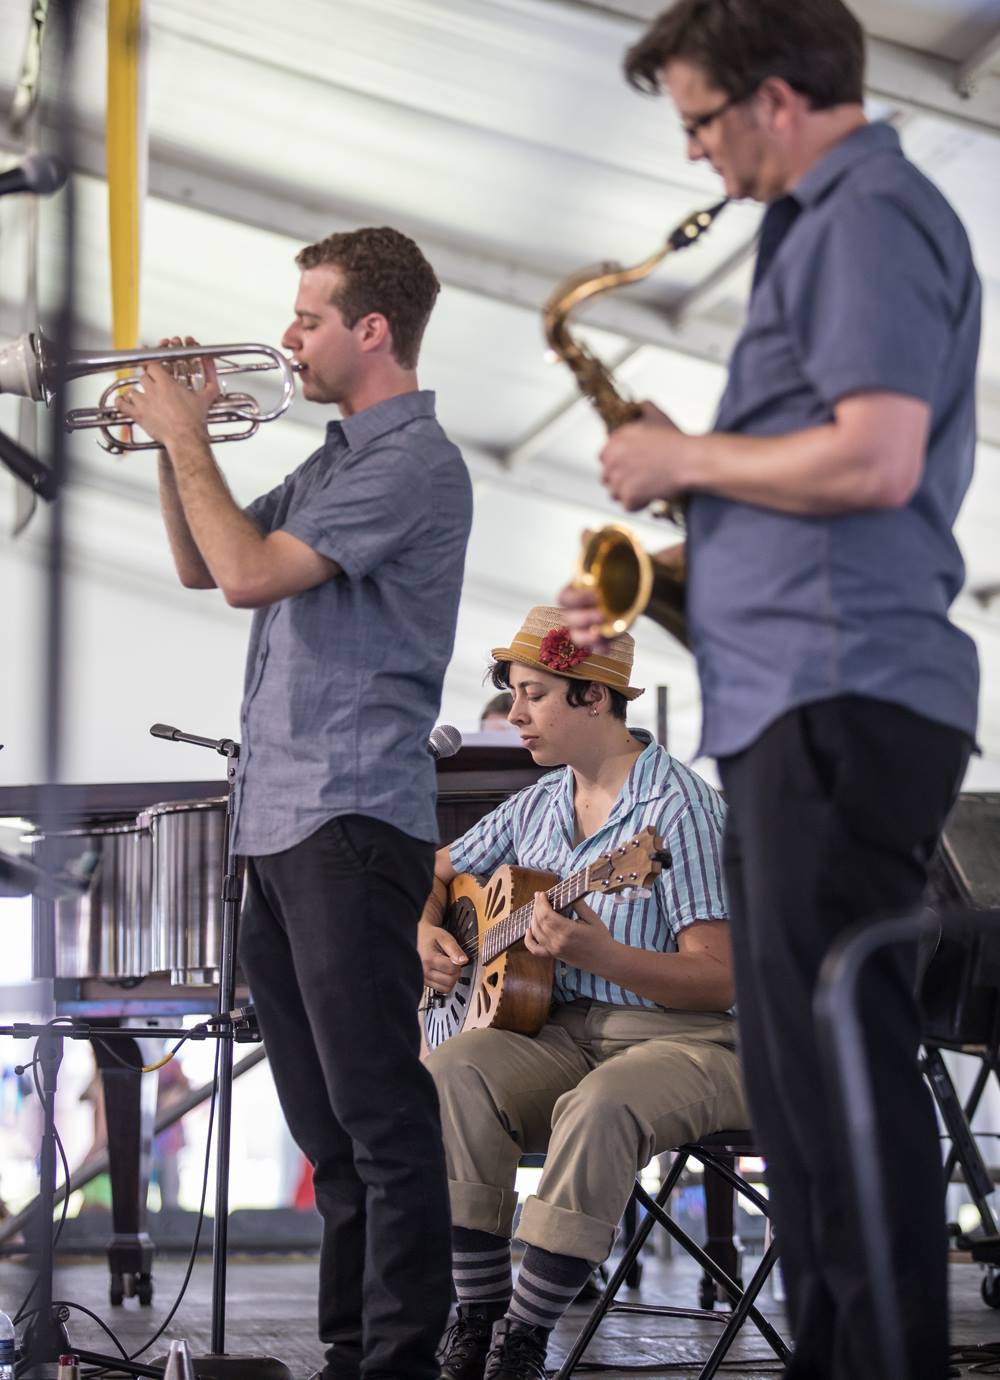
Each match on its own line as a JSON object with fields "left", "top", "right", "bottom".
{"left": 120, "top": 227, "right": 473, "bottom": 1380}
{"left": 562, "top": 4, "right": 979, "bottom": 1379}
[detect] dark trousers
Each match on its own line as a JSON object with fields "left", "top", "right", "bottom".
{"left": 718, "top": 697, "right": 970, "bottom": 1380}
{"left": 238, "top": 814, "right": 451, "bottom": 1380}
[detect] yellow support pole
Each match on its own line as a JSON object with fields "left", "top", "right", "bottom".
{"left": 106, "top": 0, "right": 145, "bottom": 352}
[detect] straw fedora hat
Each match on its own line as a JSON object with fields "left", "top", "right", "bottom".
{"left": 491, "top": 606, "right": 645, "bottom": 701}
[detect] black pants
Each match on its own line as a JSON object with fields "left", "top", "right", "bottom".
{"left": 238, "top": 814, "right": 450, "bottom": 1380}
{"left": 718, "top": 697, "right": 970, "bottom": 1380}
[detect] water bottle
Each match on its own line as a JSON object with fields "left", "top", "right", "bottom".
{"left": 0, "top": 1309, "right": 15, "bottom": 1380}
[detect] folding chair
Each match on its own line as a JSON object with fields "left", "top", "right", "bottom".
{"left": 553, "top": 1131, "right": 789, "bottom": 1380}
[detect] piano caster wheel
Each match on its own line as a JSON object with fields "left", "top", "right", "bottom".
{"left": 982, "top": 1269, "right": 1000, "bottom": 1309}
{"left": 110, "top": 1270, "right": 153, "bottom": 1306}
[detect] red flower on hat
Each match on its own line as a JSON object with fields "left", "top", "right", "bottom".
{"left": 539, "top": 626, "right": 588, "bottom": 672}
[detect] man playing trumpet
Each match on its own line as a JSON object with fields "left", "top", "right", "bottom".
{"left": 419, "top": 607, "right": 745, "bottom": 1380}
{"left": 121, "top": 226, "right": 473, "bottom": 1380}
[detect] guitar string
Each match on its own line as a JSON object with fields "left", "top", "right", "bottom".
{"left": 424, "top": 839, "right": 654, "bottom": 1010}
{"left": 479, "top": 864, "right": 598, "bottom": 965}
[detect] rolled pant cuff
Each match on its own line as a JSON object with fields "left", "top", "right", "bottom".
{"left": 515, "top": 1195, "right": 616, "bottom": 1264}
{"left": 449, "top": 1178, "right": 520, "bottom": 1238}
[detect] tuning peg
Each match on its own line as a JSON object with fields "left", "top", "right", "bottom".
{"left": 654, "top": 850, "right": 672, "bottom": 869}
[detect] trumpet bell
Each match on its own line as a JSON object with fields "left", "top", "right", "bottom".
{"left": 0, "top": 331, "right": 46, "bottom": 402}
{"left": 577, "top": 522, "right": 689, "bottom": 649}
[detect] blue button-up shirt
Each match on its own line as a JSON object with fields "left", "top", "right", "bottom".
{"left": 448, "top": 734, "right": 728, "bottom": 1011}
{"left": 687, "top": 122, "right": 981, "bottom": 759}
{"left": 232, "top": 390, "right": 473, "bottom": 855}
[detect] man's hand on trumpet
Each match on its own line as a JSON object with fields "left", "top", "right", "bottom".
{"left": 118, "top": 336, "right": 220, "bottom": 448}
{"left": 599, "top": 400, "right": 693, "bottom": 512}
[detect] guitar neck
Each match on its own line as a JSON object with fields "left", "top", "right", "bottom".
{"left": 480, "top": 864, "right": 596, "bottom": 967}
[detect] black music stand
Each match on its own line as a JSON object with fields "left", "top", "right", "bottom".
{"left": 147, "top": 722, "right": 290, "bottom": 1380}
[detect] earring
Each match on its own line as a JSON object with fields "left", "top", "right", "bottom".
{"left": 590, "top": 708, "right": 599, "bottom": 717}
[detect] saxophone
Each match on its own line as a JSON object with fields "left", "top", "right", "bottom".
{"left": 543, "top": 200, "right": 727, "bottom": 649}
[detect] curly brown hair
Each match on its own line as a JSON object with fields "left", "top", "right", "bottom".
{"left": 295, "top": 226, "right": 440, "bottom": 370}
{"left": 624, "top": 0, "right": 865, "bottom": 110}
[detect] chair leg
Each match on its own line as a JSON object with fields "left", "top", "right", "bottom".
{"left": 633, "top": 1184, "right": 787, "bottom": 1362}
{"left": 552, "top": 1153, "right": 691, "bottom": 1380}
{"left": 554, "top": 1147, "right": 789, "bottom": 1380}
{"left": 696, "top": 1237, "right": 787, "bottom": 1380}
{"left": 622, "top": 1186, "right": 643, "bottom": 1289}
{"left": 701, "top": 1153, "right": 742, "bottom": 1308}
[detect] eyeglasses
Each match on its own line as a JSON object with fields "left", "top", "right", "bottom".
{"left": 679, "top": 91, "right": 751, "bottom": 143}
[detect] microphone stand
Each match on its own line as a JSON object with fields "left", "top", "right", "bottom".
{"left": 0, "top": 426, "right": 58, "bottom": 500}
{"left": 148, "top": 722, "right": 290, "bottom": 1380}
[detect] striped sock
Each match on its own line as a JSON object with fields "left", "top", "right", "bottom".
{"left": 507, "top": 1244, "right": 594, "bottom": 1332}
{"left": 452, "top": 1226, "right": 513, "bottom": 1316}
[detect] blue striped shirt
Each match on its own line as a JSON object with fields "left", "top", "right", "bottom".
{"left": 448, "top": 733, "right": 727, "bottom": 1010}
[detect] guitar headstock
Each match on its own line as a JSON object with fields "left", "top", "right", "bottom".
{"left": 585, "top": 825, "right": 671, "bottom": 895}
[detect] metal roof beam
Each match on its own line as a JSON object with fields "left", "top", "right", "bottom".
{"left": 867, "top": 36, "right": 1000, "bottom": 133}
{"left": 558, "top": 3, "right": 1000, "bottom": 136}
{"left": 0, "top": 98, "right": 741, "bottom": 368}
{"left": 955, "top": 25, "right": 1000, "bottom": 98}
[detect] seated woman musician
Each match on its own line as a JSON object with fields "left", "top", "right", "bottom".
{"left": 419, "top": 606, "right": 747, "bottom": 1380}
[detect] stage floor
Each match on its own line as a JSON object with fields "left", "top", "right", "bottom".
{"left": 2, "top": 1247, "right": 997, "bottom": 1377}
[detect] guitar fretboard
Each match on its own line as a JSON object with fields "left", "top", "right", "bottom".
{"left": 480, "top": 864, "right": 597, "bottom": 967}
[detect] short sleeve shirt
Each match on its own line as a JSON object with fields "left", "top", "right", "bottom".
{"left": 448, "top": 734, "right": 728, "bottom": 1010}
{"left": 687, "top": 122, "right": 981, "bottom": 759}
{"left": 232, "top": 390, "right": 473, "bottom": 855}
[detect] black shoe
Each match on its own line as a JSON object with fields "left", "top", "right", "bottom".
{"left": 483, "top": 1320, "right": 548, "bottom": 1380}
{"left": 438, "top": 1310, "right": 496, "bottom": 1380}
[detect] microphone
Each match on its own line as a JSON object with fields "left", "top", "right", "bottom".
{"left": 428, "top": 724, "right": 462, "bottom": 761}
{"left": 0, "top": 152, "right": 68, "bottom": 198}
{"left": 150, "top": 722, "right": 182, "bottom": 741}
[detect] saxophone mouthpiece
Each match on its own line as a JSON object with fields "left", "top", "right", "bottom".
{"left": 668, "top": 198, "right": 730, "bottom": 251}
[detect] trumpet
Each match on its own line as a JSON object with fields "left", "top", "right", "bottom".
{"left": 577, "top": 523, "right": 689, "bottom": 649}
{"left": 0, "top": 330, "right": 298, "bottom": 454}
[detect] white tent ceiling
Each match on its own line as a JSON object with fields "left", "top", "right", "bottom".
{"left": 1, "top": 0, "right": 999, "bottom": 788}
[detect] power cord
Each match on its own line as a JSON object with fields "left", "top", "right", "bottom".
{"left": 88, "top": 1021, "right": 212, "bottom": 1075}
{"left": 13, "top": 1032, "right": 76, "bottom": 1325}
{"left": 10, "top": 1024, "right": 222, "bottom": 1377}
{"left": 123, "top": 1034, "right": 221, "bottom": 1368}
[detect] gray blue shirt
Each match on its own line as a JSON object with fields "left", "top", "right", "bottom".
{"left": 232, "top": 389, "right": 473, "bottom": 855}
{"left": 448, "top": 733, "right": 728, "bottom": 1010}
{"left": 687, "top": 122, "right": 981, "bottom": 759}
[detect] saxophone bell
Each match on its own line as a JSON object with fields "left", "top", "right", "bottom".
{"left": 577, "top": 523, "right": 689, "bottom": 650}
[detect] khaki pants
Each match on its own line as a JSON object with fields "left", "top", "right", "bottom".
{"left": 425, "top": 1000, "right": 748, "bottom": 1264}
